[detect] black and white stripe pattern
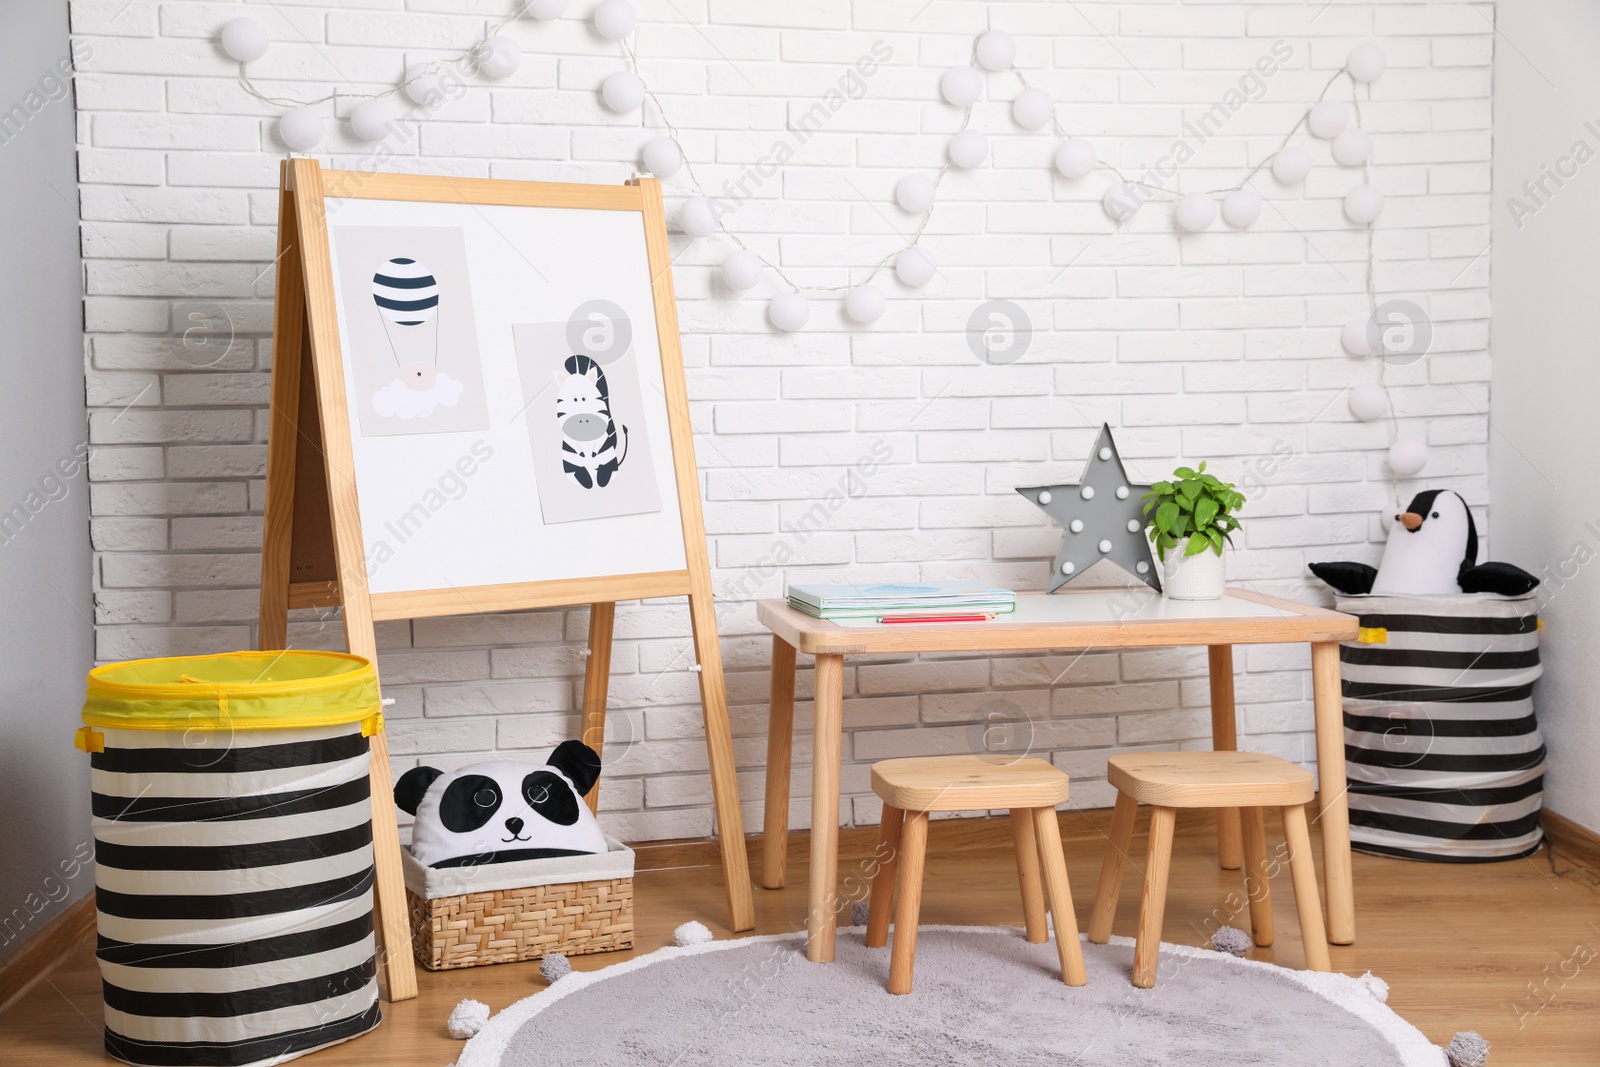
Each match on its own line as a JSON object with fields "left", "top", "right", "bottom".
{"left": 92, "top": 723, "right": 380, "bottom": 1066}
{"left": 370, "top": 257, "right": 438, "bottom": 326}
{"left": 1336, "top": 593, "right": 1545, "bottom": 863}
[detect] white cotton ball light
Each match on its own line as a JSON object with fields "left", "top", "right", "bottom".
{"left": 1011, "top": 87, "right": 1053, "bottom": 129}
{"left": 1332, "top": 127, "right": 1371, "bottom": 166}
{"left": 673, "top": 920, "right": 715, "bottom": 946}
{"left": 768, "top": 291, "right": 810, "bottom": 331}
{"left": 844, "top": 284, "right": 886, "bottom": 324}
{"left": 1342, "top": 317, "right": 1373, "bottom": 357}
{"left": 940, "top": 66, "right": 983, "bottom": 107}
{"left": 975, "top": 30, "right": 1016, "bottom": 72}
{"left": 1103, "top": 181, "right": 1143, "bottom": 221}
{"left": 528, "top": 0, "right": 570, "bottom": 19}
{"left": 277, "top": 107, "right": 325, "bottom": 152}
{"left": 948, "top": 129, "right": 988, "bottom": 168}
{"left": 894, "top": 247, "right": 936, "bottom": 287}
{"left": 403, "top": 64, "right": 446, "bottom": 108}
{"left": 1344, "top": 184, "right": 1384, "bottom": 224}
{"left": 1347, "top": 42, "right": 1387, "bottom": 84}
{"left": 678, "top": 196, "right": 715, "bottom": 238}
{"left": 349, "top": 97, "right": 398, "bottom": 142}
{"left": 1308, "top": 101, "right": 1350, "bottom": 139}
{"left": 476, "top": 35, "right": 520, "bottom": 79}
{"left": 1349, "top": 383, "right": 1389, "bottom": 421}
{"left": 1389, "top": 439, "right": 1429, "bottom": 478}
{"left": 593, "top": 0, "right": 636, "bottom": 40}
{"left": 1174, "top": 193, "right": 1218, "bottom": 233}
{"left": 601, "top": 70, "right": 645, "bottom": 112}
{"left": 895, "top": 173, "right": 935, "bottom": 214}
{"left": 641, "top": 136, "right": 682, "bottom": 178}
{"left": 721, "top": 250, "right": 762, "bottom": 291}
{"left": 1221, "top": 188, "right": 1262, "bottom": 228}
{"left": 220, "top": 17, "right": 269, "bottom": 63}
{"left": 446, "top": 998, "right": 490, "bottom": 1039}
{"left": 1272, "top": 146, "right": 1312, "bottom": 185}
{"left": 1054, "top": 138, "right": 1095, "bottom": 179}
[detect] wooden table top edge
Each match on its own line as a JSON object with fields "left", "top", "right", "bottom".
{"left": 756, "top": 587, "right": 1358, "bottom": 655}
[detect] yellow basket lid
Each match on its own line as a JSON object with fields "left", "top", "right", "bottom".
{"left": 83, "top": 650, "right": 379, "bottom": 732}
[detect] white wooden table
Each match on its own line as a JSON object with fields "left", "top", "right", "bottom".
{"left": 755, "top": 587, "right": 1360, "bottom": 963}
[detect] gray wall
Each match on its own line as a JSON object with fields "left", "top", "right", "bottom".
{"left": 1490, "top": 1, "right": 1600, "bottom": 834}
{"left": 0, "top": 0, "right": 95, "bottom": 959}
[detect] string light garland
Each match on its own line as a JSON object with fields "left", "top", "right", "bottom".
{"left": 221, "top": 9, "right": 1426, "bottom": 483}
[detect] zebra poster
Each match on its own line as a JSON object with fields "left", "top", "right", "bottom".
{"left": 331, "top": 225, "right": 491, "bottom": 437}
{"left": 512, "top": 314, "right": 662, "bottom": 524}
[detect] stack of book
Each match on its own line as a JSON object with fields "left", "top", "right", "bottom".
{"left": 786, "top": 581, "right": 1017, "bottom": 623}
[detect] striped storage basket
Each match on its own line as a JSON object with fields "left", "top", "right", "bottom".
{"left": 1335, "top": 592, "right": 1545, "bottom": 862}
{"left": 78, "top": 651, "right": 385, "bottom": 1067}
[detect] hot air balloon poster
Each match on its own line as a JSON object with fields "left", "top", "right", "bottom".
{"left": 330, "top": 225, "right": 490, "bottom": 437}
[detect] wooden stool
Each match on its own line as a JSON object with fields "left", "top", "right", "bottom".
{"left": 864, "top": 755, "right": 1087, "bottom": 994}
{"left": 1088, "top": 751, "right": 1332, "bottom": 987}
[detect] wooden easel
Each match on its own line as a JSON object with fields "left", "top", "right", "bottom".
{"left": 259, "top": 158, "right": 756, "bottom": 1002}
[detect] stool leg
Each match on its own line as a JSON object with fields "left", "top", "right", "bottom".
{"left": 1240, "top": 805, "right": 1275, "bottom": 947}
{"left": 1033, "top": 806, "right": 1088, "bottom": 987}
{"left": 864, "top": 805, "right": 904, "bottom": 948}
{"left": 887, "top": 810, "right": 929, "bottom": 994}
{"left": 1010, "top": 808, "right": 1049, "bottom": 944}
{"left": 1089, "top": 791, "right": 1138, "bottom": 944}
{"left": 1281, "top": 803, "right": 1332, "bottom": 972}
{"left": 1132, "top": 805, "right": 1177, "bottom": 989}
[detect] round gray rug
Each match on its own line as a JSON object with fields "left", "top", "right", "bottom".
{"left": 456, "top": 925, "right": 1445, "bottom": 1067}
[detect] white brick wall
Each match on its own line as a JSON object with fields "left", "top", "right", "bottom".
{"left": 69, "top": 1, "right": 1495, "bottom": 840}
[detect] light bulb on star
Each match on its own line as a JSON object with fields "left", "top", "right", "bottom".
{"left": 1344, "top": 185, "right": 1384, "bottom": 224}
{"left": 1332, "top": 128, "right": 1371, "bottom": 166}
{"left": 895, "top": 173, "right": 935, "bottom": 213}
{"left": 1221, "top": 188, "right": 1261, "bottom": 228}
{"left": 948, "top": 129, "right": 988, "bottom": 168}
{"left": 1011, "top": 87, "right": 1052, "bottom": 129}
{"left": 601, "top": 70, "right": 644, "bottom": 112}
{"left": 678, "top": 196, "right": 715, "bottom": 238}
{"left": 1174, "top": 193, "right": 1218, "bottom": 232}
{"left": 975, "top": 30, "right": 1016, "bottom": 71}
{"left": 768, "top": 291, "right": 810, "bottom": 332}
{"left": 844, "top": 284, "right": 886, "bottom": 324}
{"left": 640, "top": 136, "right": 681, "bottom": 178}
{"left": 593, "top": 0, "right": 636, "bottom": 40}
{"left": 940, "top": 66, "right": 983, "bottom": 107}
{"left": 476, "top": 35, "right": 520, "bottom": 79}
{"left": 220, "top": 17, "right": 269, "bottom": 62}
{"left": 1054, "top": 138, "right": 1095, "bottom": 179}
{"left": 720, "top": 250, "right": 762, "bottom": 291}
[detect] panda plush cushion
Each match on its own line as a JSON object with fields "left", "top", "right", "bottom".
{"left": 395, "top": 740, "right": 608, "bottom": 869}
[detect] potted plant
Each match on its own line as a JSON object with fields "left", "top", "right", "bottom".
{"left": 1142, "top": 462, "right": 1245, "bottom": 600}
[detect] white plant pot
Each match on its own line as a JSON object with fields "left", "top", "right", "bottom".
{"left": 1163, "top": 544, "right": 1227, "bottom": 600}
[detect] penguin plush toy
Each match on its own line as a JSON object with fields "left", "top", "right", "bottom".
{"left": 1310, "top": 489, "right": 1539, "bottom": 597}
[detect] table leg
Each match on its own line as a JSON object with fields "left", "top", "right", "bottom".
{"left": 1208, "top": 644, "right": 1242, "bottom": 870}
{"left": 761, "top": 636, "right": 798, "bottom": 889}
{"left": 1311, "top": 640, "right": 1354, "bottom": 945}
{"left": 806, "top": 653, "right": 846, "bottom": 962}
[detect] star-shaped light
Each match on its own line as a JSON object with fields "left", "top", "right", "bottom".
{"left": 1016, "top": 423, "right": 1161, "bottom": 593}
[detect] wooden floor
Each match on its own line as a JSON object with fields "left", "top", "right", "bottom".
{"left": 4, "top": 808, "right": 1598, "bottom": 1065}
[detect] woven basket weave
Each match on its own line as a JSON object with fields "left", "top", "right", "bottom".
{"left": 408, "top": 876, "right": 634, "bottom": 971}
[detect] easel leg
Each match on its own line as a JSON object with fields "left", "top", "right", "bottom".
{"left": 581, "top": 602, "right": 616, "bottom": 815}
{"left": 686, "top": 588, "right": 756, "bottom": 932}
{"left": 1208, "top": 644, "right": 1242, "bottom": 870}
{"left": 761, "top": 635, "right": 798, "bottom": 889}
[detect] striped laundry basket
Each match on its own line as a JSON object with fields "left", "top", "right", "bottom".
{"left": 78, "top": 651, "right": 385, "bottom": 1067}
{"left": 1335, "top": 592, "right": 1545, "bottom": 862}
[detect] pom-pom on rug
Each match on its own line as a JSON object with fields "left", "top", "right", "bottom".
{"left": 456, "top": 925, "right": 1447, "bottom": 1066}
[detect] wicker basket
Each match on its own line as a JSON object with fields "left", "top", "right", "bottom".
{"left": 402, "top": 838, "right": 635, "bottom": 971}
